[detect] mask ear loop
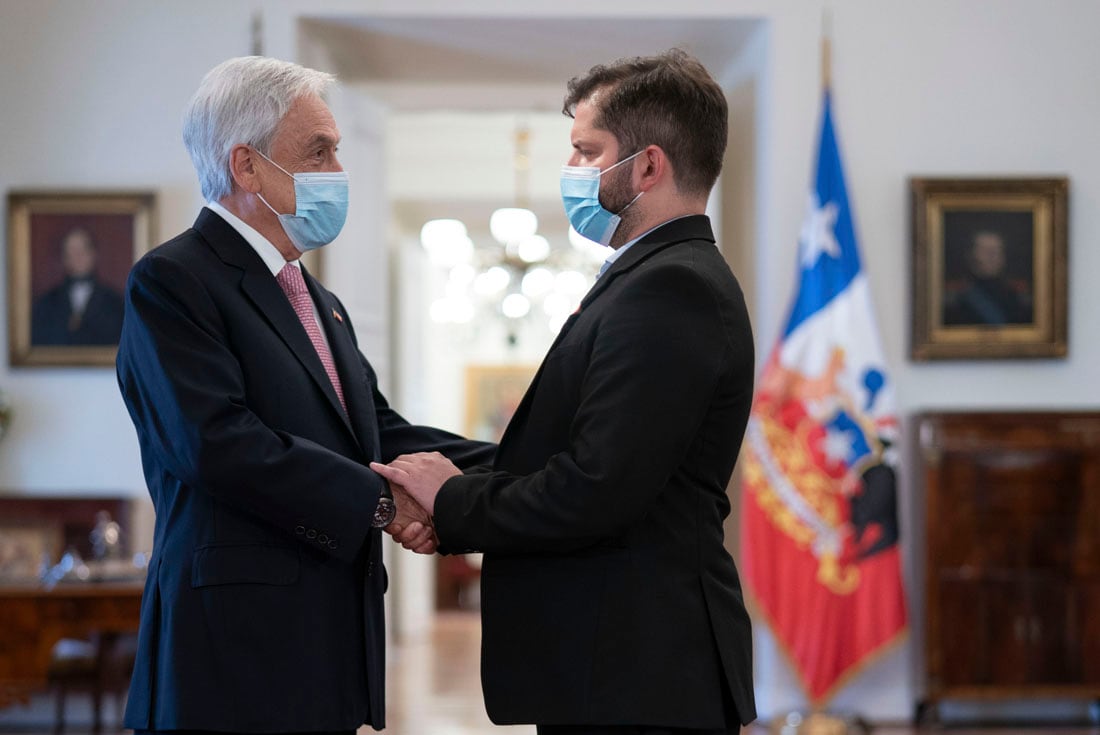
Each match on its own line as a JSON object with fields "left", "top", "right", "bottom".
{"left": 599, "top": 148, "right": 646, "bottom": 177}
{"left": 616, "top": 190, "right": 644, "bottom": 217}
{"left": 251, "top": 147, "right": 295, "bottom": 217}
{"left": 253, "top": 147, "right": 295, "bottom": 179}
{"left": 604, "top": 149, "right": 647, "bottom": 216}
{"left": 255, "top": 192, "right": 282, "bottom": 217}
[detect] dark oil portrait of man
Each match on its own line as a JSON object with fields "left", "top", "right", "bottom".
{"left": 941, "top": 210, "right": 1034, "bottom": 327}
{"left": 29, "top": 214, "right": 131, "bottom": 347}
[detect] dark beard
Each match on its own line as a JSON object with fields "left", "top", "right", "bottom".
{"left": 599, "top": 162, "right": 639, "bottom": 249}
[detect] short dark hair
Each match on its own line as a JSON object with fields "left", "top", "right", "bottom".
{"left": 562, "top": 48, "right": 728, "bottom": 198}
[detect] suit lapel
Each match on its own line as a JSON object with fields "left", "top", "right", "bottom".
{"left": 495, "top": 215, "right": 716, "bottom": 456}
{"left": 194, "top": 209, "right": 356, "bottom": 439}
{"left": 302, "top": 267, "right": 374, "bottom": 451}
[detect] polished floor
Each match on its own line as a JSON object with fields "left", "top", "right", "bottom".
{"left": 2, "top": 612, "right": 1097, "bottom": 734}
{"left": 377, "top": 612, "right": 1098, "bottom": 735}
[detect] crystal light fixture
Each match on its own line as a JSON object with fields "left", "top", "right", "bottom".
{"left": 420, "top": 122, "right": 607, "bottom": 341}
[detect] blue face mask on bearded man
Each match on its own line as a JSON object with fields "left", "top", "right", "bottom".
{"left": 559, "top": 148, "right": 644, "bottom": 247}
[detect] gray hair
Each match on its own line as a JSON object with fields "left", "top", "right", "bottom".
{"left": 183, "top": 56, "right": 336, "bottom": 202}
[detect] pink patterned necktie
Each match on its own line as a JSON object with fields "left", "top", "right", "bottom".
{"left": 276, "top": 264, "right": 347, "bottom": 413}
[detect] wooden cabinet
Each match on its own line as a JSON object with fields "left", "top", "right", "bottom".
{"left": 0, "top": 582, "right": 143, "bottom": 708}
{"left": 915, "top": 411, "right": 1100, "bottom": 716}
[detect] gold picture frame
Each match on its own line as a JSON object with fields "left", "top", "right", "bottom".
{"left": 464, "top": 364, "right": 537, "bottom": 443}
{"left": 909, "top": 177, "right": 1068, "bottom": 360}
{"left": 7, "top": 190, "right": 156, "bottom": 367}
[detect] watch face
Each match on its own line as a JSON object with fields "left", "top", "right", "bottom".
{"left": 373, "top": 497, "right": 397, "bottom": 528}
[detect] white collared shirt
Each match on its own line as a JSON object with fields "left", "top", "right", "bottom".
{"left": 69, "top": 280, "right": 94, "bottom": 314}
{"left": 206, "top": 201, "right": 333, "bottom": 353}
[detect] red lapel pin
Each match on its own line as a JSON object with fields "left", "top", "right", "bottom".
{"left": 332, "top": 308, "right": 344, "bottom": 323}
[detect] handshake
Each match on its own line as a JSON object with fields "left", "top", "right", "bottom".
{"left": 370, "top": 452, "right": 461, "bottom": 555}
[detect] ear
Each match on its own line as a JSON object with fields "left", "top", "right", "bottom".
{"left": 229, "top": 144, "right": 262, "bottom": 194}
{"left": 635, "top": 145, "right": 666, "bottom": 193}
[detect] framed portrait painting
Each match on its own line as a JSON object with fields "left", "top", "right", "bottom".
{"left": 464, "top": 364, "right": 537, "bottom": 443}
{"left": 909, "top": 177, "right": 1067, "bottom": 360}
{"left": 7, "top": 190, "right": 156, "bottom": 367}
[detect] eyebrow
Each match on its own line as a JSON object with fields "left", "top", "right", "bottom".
{"left": 306, "top": 133, "right": 340, "bottom": 149}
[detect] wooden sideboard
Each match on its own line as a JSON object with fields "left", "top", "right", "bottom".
{"left": 0, "top": 581, "right": 143, "bottom": 708}
{"left": 914, "top": 411, "right": 1100, "bottom": 720}
{"left": 0, "top": 495, "right": 143, "bottom": 721}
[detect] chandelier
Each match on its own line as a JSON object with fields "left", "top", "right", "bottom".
{"left": 419, "top": 124, "right": 607, "bottom": 340}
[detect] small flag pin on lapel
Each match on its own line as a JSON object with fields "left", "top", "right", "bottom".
{"left": 332, "top": 308, "right": 343, "bottom": 323}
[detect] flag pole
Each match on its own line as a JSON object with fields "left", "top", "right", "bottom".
{"left": 822, "top": 7, "right": 832, "bottom": 92}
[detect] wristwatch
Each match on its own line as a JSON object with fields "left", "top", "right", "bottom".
{"left": 371, "top": 496, "right": 396, "bottom": 528}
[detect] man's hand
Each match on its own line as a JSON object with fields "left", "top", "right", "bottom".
{"left": 384, "top": 483, "right": 438, "bottom": 554}
{"left": 370, "top": 451, "right": 461, "bottom": 520}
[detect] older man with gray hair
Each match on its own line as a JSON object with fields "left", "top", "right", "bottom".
{"left": 116, "top": 56, "right": 494, "bottom": 735}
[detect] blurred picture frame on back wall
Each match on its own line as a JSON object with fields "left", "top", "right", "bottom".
{"left": 7, "top": 190, "right": 156, "bottom": 367}
{"left": 909, "top": 177, "right": 1068, "bottom": 360}
{"left": 464, "top": 364, "right": 537, "bottom": 443}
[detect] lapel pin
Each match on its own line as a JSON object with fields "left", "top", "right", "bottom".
{"left": 332, "top": 308, "right": 344, "bottom": 323}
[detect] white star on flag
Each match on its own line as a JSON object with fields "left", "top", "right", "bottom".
{"left": 799, "top": 193, "right": 840, "bottom": 268}
{"left": 822, "top": 425, "right": 854, "bottom": 465}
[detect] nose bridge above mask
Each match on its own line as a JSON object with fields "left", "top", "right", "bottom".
{"left": 560, "top": 148, "right": 645, "bottom": 180}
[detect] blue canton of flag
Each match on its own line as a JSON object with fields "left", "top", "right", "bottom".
{"left": 787, "top": 92, "right": 863, "bottom": 335}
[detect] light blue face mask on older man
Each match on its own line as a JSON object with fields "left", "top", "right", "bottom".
{"left": 254, "top": 149, "right": 349, "bottom": 253}
{"left": 559, "top": 149, "right": 644, "bottom": 247}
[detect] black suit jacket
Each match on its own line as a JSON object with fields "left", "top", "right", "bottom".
{"left": 116, "top": 208, "right": 494, "bottom": 732}
{"left": 433, "top": 215, "right": 757, "bottom": 728}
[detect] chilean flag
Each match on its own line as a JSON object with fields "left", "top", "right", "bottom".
{"left": 739, "top": 90, "right": 908, "bottom": 704}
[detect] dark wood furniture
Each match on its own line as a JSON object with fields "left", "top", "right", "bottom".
{"left": 0, "top": 582, "right": 143, "bottom": 716}
{"left": 0, "top": 496, "right": 141, "bottom": 731}
{"left": 915, "top": 411, "right": 1100, "bottom": 722}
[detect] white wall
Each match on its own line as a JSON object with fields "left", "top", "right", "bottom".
{"left": 733, "top": 0, "right": 1100, "bottom": 720}
{"left": 2, "top": 0, "right": 1099, "bottom": 724}
{"left": 0, "top": 0, "right": 257, "bottom": 496}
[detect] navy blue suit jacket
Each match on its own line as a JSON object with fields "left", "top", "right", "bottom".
{"left": 117, "top": 208, "right": 494, "bottom": 732}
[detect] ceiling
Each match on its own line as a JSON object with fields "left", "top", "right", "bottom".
{"left": 300, "top": 15, "right": 762, "bottom": 110}
{"left": 297, "top": 15, "right": 763, "bottom": 237}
